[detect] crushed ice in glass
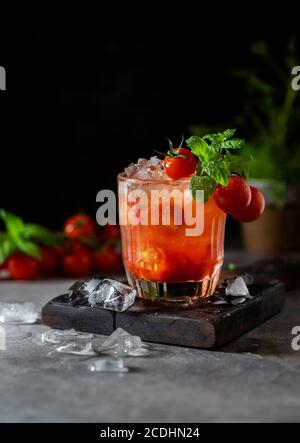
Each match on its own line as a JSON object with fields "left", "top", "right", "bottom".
{"left": 88, "top": 279, "right": 136, "bottom": 312}
{"left": 88, "top": 358, "right": 128, "bottom": 373}
{"left": 0, "top": 302, "right": 39, "bottom": 324}
{"left": 124, "top": 156, "right": 169, "bottom": 180}
{"left": 95, "top": 328, "right": 149, "bottom": 356}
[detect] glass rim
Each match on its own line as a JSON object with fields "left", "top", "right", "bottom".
{"left": 117, "top": 171, "right": 192, "bottom": 185}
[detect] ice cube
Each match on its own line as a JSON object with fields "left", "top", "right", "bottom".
{"left": 88, "top": 358, "right": 128, "bottom": 373}
{"left": 124, "top": 156, "right": 169, "bottom": 181}
{"left": 225, "top": 276, "right": 252, "bottom": 298}
{"left": 68, "top": 276, "right": 105, "bottom": 305}
{"left": 0, "top": 302, "right": 39, "bottom": 324}
{"left": 33, "top": 328, "right": 94, "bottom": 346}
{"left": 241, "top": 273, "right": 254, "bottom": 285}
{"left": 229, "top": 296, "right": 247, "bottom": 305}
{"left": 88, "top": 279, "right": 136, "bottom": 312}
{"left": 56, "top": 341, "right": 95, "bottom": 356}
{"left": 96, "top": 328, "right": 148, "bottom": 356}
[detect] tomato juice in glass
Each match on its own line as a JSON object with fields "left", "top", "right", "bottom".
{"left": 118, "top": 168, "right": 226, "bottom": 302}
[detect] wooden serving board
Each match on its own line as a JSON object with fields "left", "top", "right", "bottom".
{"left": 41, "top": 281, "right": 285, "bottom": 349}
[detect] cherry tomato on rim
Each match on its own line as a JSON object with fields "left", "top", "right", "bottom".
{"left": 213, "top": 176, "right": 251, "bottom": 214}
{"left": 64, "top": 214, "right": 96, "bottom": 239}
{"left": 164, "top": 147, "right": 198, "bottom": 180}
{"left": 231, "top": 186, "right": 265, "bottom": 222}
{"left": 8, "top": 253, "right": 40, "bottom": 280}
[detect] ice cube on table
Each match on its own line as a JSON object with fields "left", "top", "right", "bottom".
{"left": 225, "top": 276, "right": 251, "bottom": 298}
{"left": 229, "top": 296, "right": 247, "bottom": 305}
{"left": 33, "top": 328, "right": 94, "bottom": 346}
{"left": 0, "top": 302, "right": 39, "bottom": 324}
{"left": 88, "top": 358, "right": 128, "bottom": 373}
{"left": 88, "top": 279, "right": 136, "bottom": 312}
{"left": 96, "top": 328, "right": 149, "bottom": 356}
{"left": 56, "top": 341, "right": 95, "bottom": 356}
{"left": 68, "top": 276, "right": 104, "bottom": 305}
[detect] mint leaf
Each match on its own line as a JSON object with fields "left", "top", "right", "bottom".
{"left": 190, "top": 176, "right": 216, "bottom": 202}
{"left": 186, "top": 136, "right": 209, "bottom": 161}
{"left": 202, "top": 161, "right": 230, "bottom": 186}
{"left": 186, "top": 129, "right": 248, "bottom": 200}
{"left": 202, "top": 133, "right": 222, "bottom": 142}
{"left": 222, "top": 138, "right": 245, "bottom": 149}
{"left": 222, "top": 128, "right": 236, "bottom": 140}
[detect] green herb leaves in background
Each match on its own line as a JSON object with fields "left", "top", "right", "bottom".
{"left": 0, "top": 209, "right": 59, "bottom": 264}
{"left": 186, "top": 129, "right": 249, "bottom": 201}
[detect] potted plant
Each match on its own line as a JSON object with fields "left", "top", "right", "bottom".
{"left": 233, "top": 38, "right": 300, "bottom": 252}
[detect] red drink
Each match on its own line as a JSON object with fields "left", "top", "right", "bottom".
{"left": 118, "top": 167, "right": 226, "bottom": 302}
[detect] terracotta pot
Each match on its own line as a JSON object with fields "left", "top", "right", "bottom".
{"left": 241, "top": 207, "right": 300, "bottom": 253}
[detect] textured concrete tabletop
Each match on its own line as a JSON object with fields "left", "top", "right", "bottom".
{"left": 0, "top": 278, "right": 300, "bottom": 423}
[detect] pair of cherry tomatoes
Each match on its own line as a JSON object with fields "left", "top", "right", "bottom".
{"left": 213, "top": 176, "right": 265, "bottom": 222}
{"left": 163, "top": 148, "right": 265, "bottom": 222}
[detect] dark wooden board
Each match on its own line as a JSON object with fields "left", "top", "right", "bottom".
{"left": 42, "top": 281, "right": 285, "bottom": 349}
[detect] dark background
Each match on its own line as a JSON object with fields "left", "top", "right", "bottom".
{"left": 0, "top": 24, "right": 298, "bottom": 243}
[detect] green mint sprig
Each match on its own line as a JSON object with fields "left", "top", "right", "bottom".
{"left": 186, "top": 129, "right": 250, "bottom": 201}
{"left": 0, "top": 209, "right": 60, "bottom": 264}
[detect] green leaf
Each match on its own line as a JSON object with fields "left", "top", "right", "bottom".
{"left": 202, "top": 161, "right": 230, "bottom": 186}
{"left": 222, "top": 128, "right": 236, "bottom": 140}
{"left": 202, "top": 133, "right": 222, "bottom": 142}
{"left": 190, "top": 176, "right": 216, "bottom": 202}
{"left": 0, "top": 209, "right": 25, "bottom": 239}
{"left": 186, "top": 136, "right": 209, "bottom": 160}
{"left": 0, "top": 233, "right": 16, "bottom": 265}
{"left": 23, "top": 223, "right": 59, "bottom": 246}
{"left": 16, "top": 238, "right": 41, "bottom": 259}
{"left": 222, "top": 138, "right": 245, "bottom": 150}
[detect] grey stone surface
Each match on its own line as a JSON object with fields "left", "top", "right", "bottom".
{"left": 0, "top": 279, "right": 300, "bottom": 423}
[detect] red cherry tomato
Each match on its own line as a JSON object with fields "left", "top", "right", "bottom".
{"left": 64, "top": 214, "right": 96, "bottom": 239}
{"left": 8, "top": 253, "right": 40, "bottom": 280}
{"left": 94, "top": 245, "right": 122, "bottom": 274}
{"left": 213, "top": 176, "right": 251, "bottom": 214}
{"left": 39, "top": 246, "right": 58, "bottom": 276}
{"left": 164, "top": 148, "right": 198, "bottom": 180}
{"left": 61, "top": 246, "right": 94, "bottom": 278}
{"left": 231, "top": 186, "right": 265, "bottom": 222}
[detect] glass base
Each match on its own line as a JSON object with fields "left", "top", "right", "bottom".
{"left": 126, "top": 268, "right": 221, "bottom": 303}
